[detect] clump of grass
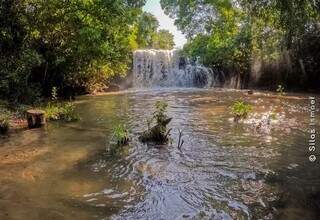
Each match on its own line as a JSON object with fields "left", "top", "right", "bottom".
{"left": 231, "top": 100, "right": 252, "bottom": 122}
{"left": 44, "top": 86, "right": 79, "bottom": 122}
{"left": 276, "top": 84, "right": 285, "bottom": 96}
{"left": 108, "top": 124, "right": 130, "bottom": 155}
{"left": 44, "top": 102, "right": 79, "bottom": 122}
{"left": 0, "top": 111, "right": 10, "bottom": 135}
{"left": 112, "top": 124, "right": 129, "bottom": 146}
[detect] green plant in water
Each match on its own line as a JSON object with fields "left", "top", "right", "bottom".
{"left": 153, "top": 101, "right": 169, "bottom": 125}
{"left": 108, "top": 124, "right": 130, "bottom": 155}
{"left": 44, "top": 102, "right": 79, "bottom": 122}
{"left": 140, "top": 100, "right": 172, "bottom": 143}
{"left": 0, "top": 112, "right": 10, "bottom": 135}
{"left": 112, "top": 124, "right": 129, "bottom": 146}
{"left": 276, "top": 85, "right": 285, "bottom": 96}
{"left": 231, "top": 101, "right": 252, "bottom": 122}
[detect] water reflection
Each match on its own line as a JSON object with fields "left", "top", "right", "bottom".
{"left": 0, "top": 89, "right": 319, "bottom": 219}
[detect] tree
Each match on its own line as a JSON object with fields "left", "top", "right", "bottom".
{"left": 0, "top": 0, "right": 147, "bottom": 102}
{"left": 152, "top": 29, "right": 175, "bottom": 50}
{"left": 136, "top": 12, "right": 159, "bottom": 48}
{"left": 160, "top": 0, "right": 320, "bottom": 89}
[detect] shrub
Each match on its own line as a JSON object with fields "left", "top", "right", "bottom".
{"left": 108, "top": 124, "right": 130, "bottom": 155}
{"left": 44, "top": 102, "right": 79, "bottom": 122}
{"left": 112, "top": 124, "right": 129, "bottom": 146}
{"left": 60, "top": 102, "right": 80, "bottom": 122}
{"left": 140, "top": 100, "right": 172, "bottom": 143}
{"left": 231, "top": 101, "right": 252, "bottom": 122}
{"left": 0, "top": 112, "right": 10, "bottom": 135}
{"left": 276, "top": 85, "right": 285, "bottom": 96}
{"left": 154, "top": 101, "right": 169, "bottom": 126}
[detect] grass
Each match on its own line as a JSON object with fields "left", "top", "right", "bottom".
{"left": 112, "top": 124, "right": 129, "bottom": 146}
{"left": 231, "top": 100, "right": 252, "bottom": 122}
{"left": 108, "top": 124, "right": 130, "bottom": 155}
{"left": 44, "top": 102, "right": 80, "bottom": 122}
{"left": 0, "top": 110, "right": 10, "bottom": 135}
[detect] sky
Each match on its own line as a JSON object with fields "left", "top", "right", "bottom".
{"left": 143, "top": 0, "right": 187, "bottom": 48}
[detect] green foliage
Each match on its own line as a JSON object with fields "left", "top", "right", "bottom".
{"left": 153, "top": 100, "right": 169, "bottom": 125}
{"left": 161, "top": 0, "right": 320, "bottom": 89}
{"left": 152, "top": 29, "right": 175, "bottom": 50}
{"left": 108, "top": 124, "right": 130, "bottom": 155}
{"left": 276, "top": 85, "right": 285, "bottom": 96}
{"left": 134, "top": 13, "right": 175, "bottom": 50}
{"left": 44, "top": 102, "right": 79, "bottom": 122}
{"left": 231, "top": 100, "right": 252, "bottom": 121}
{"left": 136, "top": 12, "right": 159, "bottom": 48}
{"left": 112, "top": 124, "right": 130, "bottom": 146}
{"left": 0, "top": 0, "right": 147, "bottom": 103}
{"left": 0, "top": 111, "right": 10, "bottom": 135}
{"left": 140, "top": 100, "right": 172, "bottom": 144}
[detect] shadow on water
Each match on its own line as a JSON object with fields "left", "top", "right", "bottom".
{"left": 0, "top": 88, "right": 319, "bottom": 220}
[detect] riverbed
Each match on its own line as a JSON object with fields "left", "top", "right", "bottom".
{"left": 0, "top": 88, "right": 319, "bottom": 220}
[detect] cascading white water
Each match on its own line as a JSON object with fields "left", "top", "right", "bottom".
{"left": 133, "top": 49, "right": 216, "bottom": 88}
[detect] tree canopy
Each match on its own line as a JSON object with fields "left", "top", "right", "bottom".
{"left": 0, "top": 0, "right": 175, "bottom": 103}
{"left": 161, "top": 0, "right": 320, "bottom": 89}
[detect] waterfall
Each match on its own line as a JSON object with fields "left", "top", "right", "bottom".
{"left": 133, "top": 49, "right": 215, "bottom": 88}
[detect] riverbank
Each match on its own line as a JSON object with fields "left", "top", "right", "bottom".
{"left": 0, "top": 99, "right": 79, "bottom": 136}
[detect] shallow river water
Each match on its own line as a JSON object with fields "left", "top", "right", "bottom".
{"left": 0, "top": 88, "right": 319, "bottom": 220}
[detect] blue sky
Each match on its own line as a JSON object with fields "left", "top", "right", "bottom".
{"left": 143, "top": 0, "right": 187, "bottom": 48}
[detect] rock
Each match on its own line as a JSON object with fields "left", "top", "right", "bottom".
{"left": 104, "top": 84, "right": 120, "bottom": 92}
{"left": 248, "top": 90, "right": 254, "bottom": 95}
{"left": 26, "top": 109, "right": 46, "bottom": 129}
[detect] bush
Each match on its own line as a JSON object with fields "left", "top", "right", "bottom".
{"left": 44, "top": 102, "right": 79, "bottom": 122}
{"left": 276, "top": 85, "right": 285, "bottom": 96}
{"left": 140, "top": 100, "right": 172, "bottom": 144}
{"left": 231, "top": 100, "right": 252, "bottom": 122}
{"left": 113, "top": 124, "right": 130, "bottom": 146}
{"left": 107, "top": 124, "right": 130, "bottom": 155}
{"left": 0, "top": 112, "right": 10, "bottom": 135}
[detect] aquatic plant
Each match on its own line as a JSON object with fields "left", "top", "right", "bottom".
{"left": 0, "top": 112, "right": 10, "bottom": 135}
{"left": 276, "top": 85, "right": 285, "bottom": 96}
{"left": 44, "top": 102, "right": 79, "bottom": 122}
{"left": 107, "top": 124, "right": 130, "bottom": 155}
{"left": 231, "top": 101, "right": 252, "bottom": 122}
{"left": 112, "top": 124, "right": 130, "bottom": 146}
{"left": 140, "top": 101, "right": 172, "bottom": 144}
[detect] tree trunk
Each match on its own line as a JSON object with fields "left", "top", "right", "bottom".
{"left": 26, "top": 110, "right": 46, "bottom": 129}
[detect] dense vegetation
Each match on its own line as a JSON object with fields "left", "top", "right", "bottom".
{"left": 140, "top": 101, "right": 172, "bottom": 144}
{"left": 0, "top": 1, "right": 174, "bottom": 104}
{"left": 134, "top": 12, "right": 175, "bottom": 50}
{"left": 1, "top": 0, "right": 318, "bottom": 106}
{"left": 161, "top": 0, "right": 320, "bottom": 90}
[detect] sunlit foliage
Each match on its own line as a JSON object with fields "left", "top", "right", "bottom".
{"left": 0, "top": 0, "right": 145, "bottom": 103}
{"left": 161, "top": 0, "right": 320, "bottom": 89}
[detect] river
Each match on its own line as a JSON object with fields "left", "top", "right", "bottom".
{"left": 0, "top": 88, "right": 319, "bottom": 220}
